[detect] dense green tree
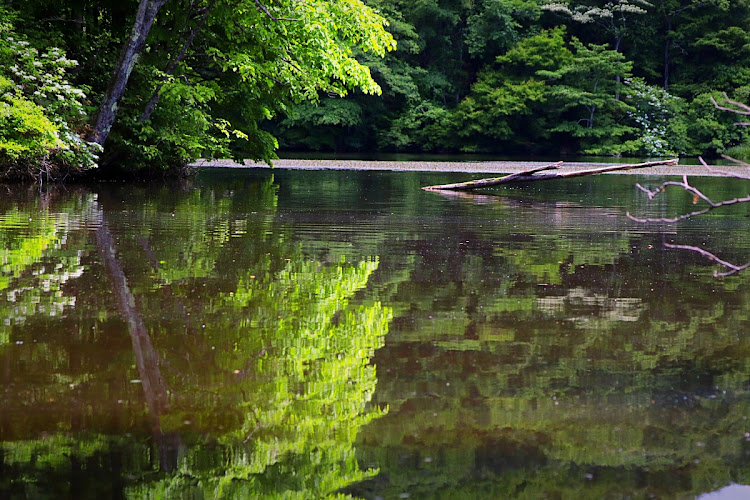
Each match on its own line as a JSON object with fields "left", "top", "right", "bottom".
{"left": 465, "top": 0, "right": 543, "bottom": 60}
{"left": 622, "top": 77, "right": 685, "bottom": 155}
{"left": 454, "top": 28, "right": 571, "bottom": 152}
{"left": 653, "top": 0, "right": 722, "bottom": 90}
{"left": 539, "top": 39, "right": 636, "bottom": 154}
{"left": 0, "top": 0, "right": 396, "bottom": 176}
{"left": 662, "top": 0, "right": 750, "bottom": 94}
{"left": 278, "top": 0, "right": 548, "bottom": 154}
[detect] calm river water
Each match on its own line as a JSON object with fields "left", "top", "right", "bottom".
{"left": 2, "top": 167, "right": 750, "bottom": 498}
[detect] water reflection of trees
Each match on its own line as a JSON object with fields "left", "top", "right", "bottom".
{"left": 0, "top": 192, "right": 94, "bottom": 345}
{"left": 0, "top": 178, "right": 389, "bottom": 498}
{"left": 326, "top": 177, "right": 750, "bottom": 498}
{"left": 3, "top": 171, "right": 750, "bottom": 498}
{"left": 351, "top": 250, "right": 750, "bottom": 497}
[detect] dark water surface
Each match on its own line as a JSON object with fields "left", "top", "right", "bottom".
{"left": 2, "top": 168, "right": 750, "bottom": 499}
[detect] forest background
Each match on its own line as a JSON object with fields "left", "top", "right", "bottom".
{"left": 2, "top": 0, "right": 750, "bottom": 178}
{"left": 279, "top": 0, "right": 750, "bottom": 160}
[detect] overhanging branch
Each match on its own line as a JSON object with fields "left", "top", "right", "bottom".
{"left": 663, "top": 243, "right": 750, "bottom": 277}
{"left": 711, "top": 92, "right": 750, "bottom": 116}
{"left": 139, "top": 0, "right": 220, "bottom": 123}
{"left": 627, "top": 173, "right": 750, "bottom": 223}
{"left": 253, "top": 0, "right": 300, "bottom": 22}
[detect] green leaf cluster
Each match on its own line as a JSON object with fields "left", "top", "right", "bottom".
{"left": 0, "top": 11, "right": 99, "bottom": 178}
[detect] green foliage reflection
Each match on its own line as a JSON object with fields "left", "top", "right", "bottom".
{"left": 0, "top": 194, "right": 93, "bottom": 345}
{"left": 0, "top": 178, "right": 390, "bottom": 499}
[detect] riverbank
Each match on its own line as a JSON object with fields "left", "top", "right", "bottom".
{"left": 191, "top": 158, "right": 743, "bottom": 177}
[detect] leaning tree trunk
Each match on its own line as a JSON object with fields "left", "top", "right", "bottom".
{"left": 87, "top": 0, "right": 168, "bottom": 147}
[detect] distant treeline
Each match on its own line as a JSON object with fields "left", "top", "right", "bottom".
{"left": 2, "top": 1, "right": 749, "bottom": 180}
{"left": 273, "top": 0, "right": 750, "bottom": 158}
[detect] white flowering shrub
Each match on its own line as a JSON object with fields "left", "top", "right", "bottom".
{"left": 542, "top": 1, "right": 652, "bottom": 23}
{"left": 624, "top": 77, "right": 681, "bottom": 156}
{"left": 0, "top": 14, "right": 99, "bottom": 179}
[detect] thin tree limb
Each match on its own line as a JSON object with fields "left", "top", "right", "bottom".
{"left": 634, "top": 174, "right": 715, "bottom": 205}
{"left": 717, "top": 154, "right": 750, "bottom": 174}
{"left": 627, "top": 207, "right": 712, "bottom": 224}
{"left": 628, "top": 192, "right": 750, "bottom": 223}
{"left": 672, "top": 1, "right": 708, "bottom": 16}
{"left": 663, "top": 243, "right": 750, "bottom": 277}
{"left": 693, "top": 155, "right": 750, "bottom": 179}
{"left": 710, "top": 93, "right": 750, "bottom": 116}
{"left": 627, "top": 170, "right": 750, "bottom": 223}
{"left": 40, "top": 17, "right": 86, "bottom": 24}
{"left": 139, "top": 0, "right": 220, "bottom": 123}
{"left": 422, "top": 159, "right": 678, "bottom": 191}
{"left": 253, "top": 0, "right": 300, "bottom": 22}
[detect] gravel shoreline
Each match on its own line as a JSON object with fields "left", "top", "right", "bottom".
{"left": 191, "top": 158, "right": 745, "bottom": 177}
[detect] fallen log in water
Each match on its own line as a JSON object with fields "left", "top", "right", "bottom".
{"left": 422, "top": 158, "right": 680, "bottom": 191}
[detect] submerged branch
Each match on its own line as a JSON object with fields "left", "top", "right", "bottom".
{"left": 631, "top": 99, "right": 750, "bottom": 277}
{"left": 664, "top": 243, "right": 750, "bottom": 277}
{"left": 626, "top": 207, "right": 714, "bottom": 224}
{"left": 709, "top": 155, "right": 750, "bottom": 178}
{"left": 627, "top": 173, "right": 750, "bottom": 223}
{"left": 422, "top": 162, "right": 562, "bottom": 191}
{"left": 422, "top": 159, "right": 679, "bottom": 191}
{"left": 634, "top": 174, "right": 714, "bottom": 204}
{"left": 711, "top": 93, "right": 750, "bottom": 116}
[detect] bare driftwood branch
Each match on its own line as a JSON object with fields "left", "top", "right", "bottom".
{"left": 711, "top": 93, "right": 750, "bottom": 116}
{"left": 626, "top": 173, "right": 750, "bottom": 223}
{"left": 633, "top": 98, "right": 750, "bottom": 276}
{"left": 663, "top": 243, "right": 750, "bottom": 277}
{"left": 422, "top": 159, "right": 679, "bottom": 191}
{"left": 422, "top": 162, "right": 562, "bottom": 191}
{"left": 715, "top": 155, "right": 750, "bottom": 175}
